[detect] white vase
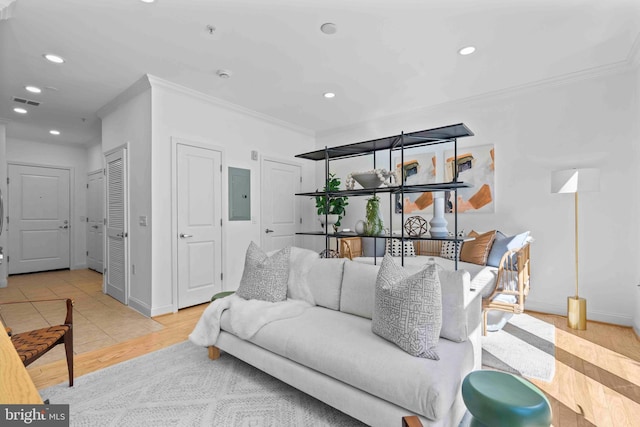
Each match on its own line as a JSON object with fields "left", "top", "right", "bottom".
{"left": 429, "top": 197, "right": 448, "bottom": 238}
{"left": 355, "top": 220, "right": 366, "bottom": 235}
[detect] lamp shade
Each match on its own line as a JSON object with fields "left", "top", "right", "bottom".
{"left": 551, "top": 168, "right": 600, "bottom": 194}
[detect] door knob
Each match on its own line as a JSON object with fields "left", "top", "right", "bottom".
{"left": 116, "top": 232, "right": 127, "bottom": 238}
{"left": 179, "top": 233, "right": 193, "bottom": 238}
{"left": 59, "top": 225, "right": 69, "bottom": 229}
{"left": 265, "top": 229, "right": 274, "bottom": 233}
{"left": 91, "top": 225, "right": 98, "bottom": 229}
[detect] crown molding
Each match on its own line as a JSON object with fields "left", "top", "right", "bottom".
{"left": 318, "top": 59, "right": 634, "bottom": 140}
{"left": 0, "top": 0, "right": 17, "bottom": 20}
{"left": 96, "top": 75, "right": 152, "bottom": 119}
{"left": 0, "top": 117, "right": 11, "bottom": 126}
{"left": 146, "top": 75, "right": 314, "bottom": 137}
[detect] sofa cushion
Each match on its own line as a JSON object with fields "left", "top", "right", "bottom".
{"left": 236, "top": 242, "right": 290, "bottom": 302}
{"left": 486, "top": 231, "right": 530, "bottom": 267}
{"left": 440, "top": 230, "right": 465, "bottom": 260}
{"left": 372, "top": 255, "right": 442, "bottom": 359}
{"left": 306, "top": 258, "right": 345, "bottom": 310}
{"left": 339, "top": 260, "right": 379, "bottom": 318}
{"left": 240, "top": 307, "right": 473, "bottom": 421}
{"left": 460, "top": 230, "right": 496, "bottom": 265}
{"left": 287, "top": 247, "right": 318, "bottom": 305}
{"left": 386, "top": 238, "right": 416, "bottom": 257}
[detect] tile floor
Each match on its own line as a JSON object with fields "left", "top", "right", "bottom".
{"left": 0, "top": 269, "right": 164, "bottom": 367}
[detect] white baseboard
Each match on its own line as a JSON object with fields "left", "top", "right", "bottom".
{"left": 128, "top": 297, "right": 151, "bottom": 317}
{"left": 150, "top": 304, "right": 174, "bottom": 317}
{"left": 525, "top": 299, "right": 633, "bottom": 327}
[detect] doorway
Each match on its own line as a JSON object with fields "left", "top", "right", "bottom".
{"left": 7, "top": 163, "right": 71, "bottom": 274}
{"left": 87, "top": 169, "right": 104, "bottom": 273}
{"left": 175, "top": 142, "right": 223, "bottom": 309}
{"left": 260, "top": 158, "right": 301, "bottom": 252}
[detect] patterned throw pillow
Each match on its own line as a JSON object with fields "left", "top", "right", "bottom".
{"left": 236, "top": 242, "right": 291, "bottom": 302}
{"left": 372, "top": 255, "right": 442, "bottom": 359}
{"left": 440, "top": 230, "right": 465, "bottom": 260}
{"left": 385, "top": 238, "right": 416, "bottom": 257}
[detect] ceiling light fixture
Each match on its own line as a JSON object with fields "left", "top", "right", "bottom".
{"left": 44, "top": 53, "right": 65, "bottom": 64}
{"left": 49, "top": 130, "right": 61, "bottom": 135}
{"left": 140, "top": 0, "right": 155, "bottom": 3}
{"left": 323, "top": 92, "right": 335, "bottom": 99}
{"left": 320, "top": 23, "right": 337, "bottom": 35}
{"left": 25, "top": 85, "right": 42, "bottom": 94}
{"left": 216, "top": 69, "right": 232, "bottom": 79}
{"left": 13, "top": 107, "right": 27, "bottom": 114}
{"left": 458, "top": 46, "right": 476, "bottom": 56}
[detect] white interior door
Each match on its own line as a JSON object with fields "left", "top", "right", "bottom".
{"left": 261, "top": 159, "right": 301, "bottom": 252}
{"left": 105, "top": 149, "right": 128, "bottom": 304}
{"left": 7, "top": 164, "right": 70, "bottom": 274}
{"left": 87, "top": 170, "right": 104, "bottom": 273}
{"left": 177, "top": 143, "right": 222, "bottom": 309}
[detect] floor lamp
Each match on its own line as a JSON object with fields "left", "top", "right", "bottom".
{"left": 551, "top": 168, "right": 600, "bottom": 330}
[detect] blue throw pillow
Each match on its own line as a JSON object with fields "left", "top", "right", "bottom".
{"left": 486, "top": 231, "right": 530, "bottom": 267}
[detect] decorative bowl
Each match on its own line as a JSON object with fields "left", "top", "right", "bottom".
{"left": 351, "top": 171, "right": 384, "bottom": 189}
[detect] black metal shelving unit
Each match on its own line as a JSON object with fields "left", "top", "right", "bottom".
{"left": 295, "top": 123, "right": 475, "bottom": 269}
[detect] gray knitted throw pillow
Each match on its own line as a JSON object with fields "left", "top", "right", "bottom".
{"left": 372, "top": 255, "right": 442, "bottom": 359}
{"left": 236, "top": 242, "right": 290, "bottom": 302}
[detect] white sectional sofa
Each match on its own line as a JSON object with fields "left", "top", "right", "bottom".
{"left": 200, "top": 254, "right": 489, "bottom": 427}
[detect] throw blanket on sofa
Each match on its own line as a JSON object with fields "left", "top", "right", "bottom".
{"left": 189, "top": 294, "right": 311, "bottom": 347}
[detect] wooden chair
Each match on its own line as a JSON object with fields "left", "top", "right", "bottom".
{"left": 339, "top": 237, "right": 363, "bottom": 260}
{"left": 402, "top": 415, "right": 424, "bottom": 427}
{"left": 482, "top": 243, "right": 531, "bottom": 335}
{"left": 0, "top": 298, "right": 74, "bottom": 386}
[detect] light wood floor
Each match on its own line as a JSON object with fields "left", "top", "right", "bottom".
{"left": 2, "top": 270, "right": 639, "bottom": 426}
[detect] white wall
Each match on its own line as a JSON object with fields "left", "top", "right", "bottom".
{"left": 318, "top": 67, "right": 640, "bottom": 326}
{"left": 5, "top": 138, "right": 90, "bottom": 270}
{"left": 100, "top": 85, "right": 153, "bottom": 315}
{"left": 150, "top": 79, "right": 316, "bottom": 315}
{"left": 0, "top": 121, "right": 8, "bottom": 287}
{"left": 86, "top": 140, "right": 103, "bottom": 173}
{"left": 634, "top": 64, "right": 640, "bottom": 336}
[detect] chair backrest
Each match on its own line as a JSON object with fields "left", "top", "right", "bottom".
{"left": 339, "top": 237, "right": 363, "bottom": 260}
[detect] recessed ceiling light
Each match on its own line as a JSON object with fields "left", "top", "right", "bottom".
{"left": 13, "top": 107, "right": 27, "bottom": 114}
{"left": 140, "top": 0, "right": 155, "bottom": 3}
{"left": 458, "top": 46, "right": 476, "bottom": 56}
{"left": 44, "top": 53, "right": 65, "bottom": 64}
{"left": 323, "top": 92, "right": 335, "bottom": 99}
{"left": 49, "top": 130, "right": 61, "bottom": 135}
{"left": 320, "top": 23, "right": 337, "bottom": 35}
{"left": 25, "top": 85, "right": 42, "bottom": 94}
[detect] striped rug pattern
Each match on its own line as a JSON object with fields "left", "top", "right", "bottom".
{"left": 482, "top": 313, "right": 556, "bottom": 382}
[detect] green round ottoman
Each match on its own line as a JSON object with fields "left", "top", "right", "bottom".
{"left": 462, "top": 370, "right": 551, "bottom": 427}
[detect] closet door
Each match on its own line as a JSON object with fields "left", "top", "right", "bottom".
{"left": 105, "top": 148, "right": 128, "bottom": 304}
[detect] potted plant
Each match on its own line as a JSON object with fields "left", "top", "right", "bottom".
{"left": 362, "top": 195, "right": 386, "bottom": 256}
{"left": 314, "top": 173, "right": 348, "bottom": 230}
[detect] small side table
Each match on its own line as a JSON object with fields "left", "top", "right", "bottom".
{"left": 462, "top": 370, "right": 551, "bottom": 427}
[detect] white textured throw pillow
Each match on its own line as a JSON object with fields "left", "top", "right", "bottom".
{"left": 236, "top": 242, "right": 290, "bottom": 302}
{"left": 372, "top": 255, "right": 442, "bottom": 359}
{"left": 440, "top": 230, "right": 465, "bottom": 260}
{"left": 385, "top": 238, "right": 416, "bottom": 257}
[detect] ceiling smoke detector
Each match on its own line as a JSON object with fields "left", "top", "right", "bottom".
{"left": 216, "top": 69, "right": 232, "bottom": 79}
{"left": 320, "top": 23, "right": 337, "bottom": 35}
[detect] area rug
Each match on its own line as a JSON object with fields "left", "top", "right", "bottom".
{"left": 41, "top": 341, "right": 366, "bottom": 427}
{"left": 482, "top": 313, "right": 556, "bottom": 382}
